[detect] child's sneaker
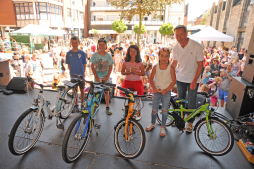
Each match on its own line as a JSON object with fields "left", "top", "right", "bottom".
{"left": 160, "top": 127, "right": 166, "bottom": 137}
{"left": 72, "top": 105, "right": 79, "bottom": 113}
{"left": 106, "top": 107, "right": 112, "bottom": 115}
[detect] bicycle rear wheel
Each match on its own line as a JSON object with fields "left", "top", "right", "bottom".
{"left": 156, "top": 99, "right": 177, "bottom": 126}
{"left": 8, "top": 109, "right": 44, "bottom": 155}
{"left": 114, "top": 118, "right": 146, "bottom": 159}
{"left": 195, "top": 117, "right": 234, "bottom": 156}
{"left": 60, "top": 87, "right": 77, "bottom": 119}
{"left": 62, "top": 113, "right": 91, "bottom": 163}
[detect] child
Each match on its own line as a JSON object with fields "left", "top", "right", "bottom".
{"left": 52, "top": 74, "right": 60, "bottom": 89}
{"left": 200, "top": 84, "right": 210, "bottom": 93}
{"left": 209, "top": 77, "right": 223, "bottom": 106}
{"left": 24, "top": 55, "right": 33, "bottom": 77}
{"left": 201, "top": 66, "right": 211, "bottom": 86}
{"left": 121, "top": 45, "right": 145, "bottom": 120}
{"left": 146, "top": 47, "right": 176, "bottom": 137}
{"left": 90, "top": 38, "right": 114, "bottom": 115}
{"left": 66, "top": 36, "right": 87, "bottom": 111}
{"left": 114, "top": 49, "right": 122, "bottom": 72}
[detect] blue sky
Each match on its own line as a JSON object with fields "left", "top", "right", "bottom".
{"left": 185, "top": 0, "right": 220, "bottom": 21}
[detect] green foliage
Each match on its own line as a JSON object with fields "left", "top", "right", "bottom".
{"left": 134, "top": 24, "right": 146, "bottom": 34}
{"left": 201, "top": 10, "right": 210, "bottom": 25}
{"left": 109, "top": 0, "right": 183, "bottom": 22}
{"left": 159, "top": 23, "right": 174, "bottom": 36}
{"left": 91, "top": 29, "right": 99, "bottom": 35}
{"left": 111, "top": 19, "right": 128, "bottom": 33}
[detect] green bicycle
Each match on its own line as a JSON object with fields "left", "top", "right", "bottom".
{"left": 161, "top": 91, "right": 234, "bottom": 156}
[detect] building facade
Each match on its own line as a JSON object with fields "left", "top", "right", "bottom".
{"left": 205, "top": 0, "right": 254, "bottom": 51}
{"left": 87, "top": 0, "right": 186, "bottom": 43}
{"left": 0, "top": 0, "right": 86, "bottom": 40}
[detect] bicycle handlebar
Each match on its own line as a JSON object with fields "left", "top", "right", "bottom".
{"left": 117, "top": 86, "right": 146, "bottom": 98}
{"left": 27, "top": 76, "right": 66, "bottom": 89}
{"left": 73, "top": 74, "right": 116, "bottom": 87}
{"left": 197, "top": 91, "right": 215, "bottom": 98}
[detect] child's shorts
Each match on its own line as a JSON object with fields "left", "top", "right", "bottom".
{"left": 219, "top": 89, "right": 228, "bottom": 101}
{"left": 211, "top": 95, "right": 218, "bottom": 104}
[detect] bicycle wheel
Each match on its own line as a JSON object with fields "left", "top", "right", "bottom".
{"left": 156, "top": 99, "right": 177, "bottom": 126}
{"left": 62, "top": 113, "right": 91, "bottom": 163}
{"left": 8, "top": 109, "right": 44, "bottom": 155}
{"left": 195, "top": 117, "right": 234, "bottom": 156}
{"left": 60, "top": 87, "right": 77, "bottom": 119}
{"left": 114, "top": 118, "right": 146, "bottom": 159}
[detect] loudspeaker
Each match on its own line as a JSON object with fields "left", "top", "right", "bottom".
{"left": 6, "top": 77, "right": 33, "bottom": 93}
{"left": 226, "top": 77, "right": 254, "bottom": 119}
{"left": 242, "top": 53, "right": 254, "bottom": 84}
{"left": 242, "top": 26, "right": 254, "bottom": 84}
{"left": 0, "top": 60, "right": 11, "bottom": 87}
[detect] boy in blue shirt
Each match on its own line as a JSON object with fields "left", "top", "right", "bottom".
{"left": 90, "top": 38, "right": 114, "bottom": 115}
{"left": 66, "top": 36, "right": 87, "bottom": 111}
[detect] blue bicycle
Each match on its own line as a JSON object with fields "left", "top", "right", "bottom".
{"left": 62, "top": 74, "right": 115, "bottom": 163}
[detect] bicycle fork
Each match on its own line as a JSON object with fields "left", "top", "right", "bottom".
{"left": 125, "top": 102, "right": 135, "bottom": 141}
{"left": 205, "top": 112, "right": 215, "bottom": 139}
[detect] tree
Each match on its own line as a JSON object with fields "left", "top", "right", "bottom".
{"left": 134, "top": 24, "right": 146, "bottom": 34}
{"left": 112, "top": 19, "right": 127, "bottom": 33}
{"left": 91, "top": 28, "right": 99, "bottom": 36}
{"left": 109, "top": 0, "right": 183, "bottom": 46}
{"left": 159, "top": 23, "right": 174, "bottom": 43}
{"left": 201, "top": 10, "right": 210, "bottom": 25}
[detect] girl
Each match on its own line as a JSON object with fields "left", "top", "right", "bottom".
{"left": 114, "top": 49, "right": 122, "bottom": 72}
{"left": 121, "top": 45, "right": 145, "bottom": 121}
{"left": 240, "top": 50, "right": 247, "bottom": 77}
{"left": 146, "top": 47, "right": 176, "bottom": 137}
{"left": 219, "top": 51, "right": 229, "bottom": 72}
{"left": 232, "top": 57, "right": 241, "bottom": 76}
{"left": 209, "top": 77, "right": 223, "bottom": 107}
{"left": 144, "top": 54, "right": 152, "bottom": 77}
{"left": 201, "top": 66, "right": 211, "bottom": 86}
{"left": 210, "top": 57, "right": 219, "bottom": 78}
{"left": 24, "top": 55, "right": 33, "bottom": 77}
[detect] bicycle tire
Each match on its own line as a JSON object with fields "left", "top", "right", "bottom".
{"left": 114, "top": 118, "right": 146, "bottom": 159}
{"left": 195, "top": 117, "right": 234, "bottom": 156}
{"left": 60, "top": 87, "right": 77, "bottom": 119}
{"left": 8, "top": 109, "right": 44, "bottom": 155}
{"left": 62, "top": 113, "right": 91, "bottom": 163}
{"left": 156, "top": 99, "right": 177, "bottom": 126}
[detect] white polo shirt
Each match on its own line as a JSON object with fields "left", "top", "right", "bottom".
{"left": 172, "top": 39, "right": 203, "bottom": 83}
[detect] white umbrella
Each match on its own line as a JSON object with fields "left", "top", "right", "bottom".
{"left": 189, "top": 26, "right": 234, "bottom": 42}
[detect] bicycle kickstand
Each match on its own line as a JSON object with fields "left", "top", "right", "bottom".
{"left": 93, "top": 120, "right": 101, "bottom": 135}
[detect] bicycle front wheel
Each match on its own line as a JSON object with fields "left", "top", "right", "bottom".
{"left": 195, "top": 117, "right": 234, "bottom": 156}
{"left": 62, "top": 113, "right": 91, "bottom": 163}
{"left": 156, "top": 99, "right": 177, "bottom": 126}
{"left": 8, "top": 109, "right": 44, "bottom": 155}
{"left": 114, "top": 118, "right": 146, "bottom": 159}
{"left": 60, "top": 87, "right": 77, "bottom": 119}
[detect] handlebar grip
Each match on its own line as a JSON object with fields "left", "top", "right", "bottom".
{"left": 117, "top": 86, "right": 129, "bottom": 93}
{"left": 73, "top": 74, "right": 83, "bottom": 80}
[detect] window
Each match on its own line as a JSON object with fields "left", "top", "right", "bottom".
{"left": 222, "top": 1, "right": 226, "bottom": 10}
{"left": 241, "top": 0, "right": 251, "bottom": 27}
{"left": 214, "top": 6, "right": 218, "bottom": 13}
{"left": 67, "top": 8, "right": 71, "bottom": 17}
{"left": 79, "top": 12, "right": 83, "bottom": 23}
{"left": 233, "top": 0, "right": 241, "bottom": 6}
{"left": 144, "top": 17, "right": 148, "bottom": 21}
{"left": 224, "top": 0, "right": 232, "bottom": 29}
{"left": 169, "top": 16, "right": 180, "bottom": 25}
{"left": 72, "top": 9, "right": 76, "bottom": 22}
{"left": 72, "top": 0, "right": 75, "bottom": 6}
{"left": 170, "top": 4, "right": 182, "bottom": 12}
{"left": 15, "top": 3, "right": 34, "bottom": 20}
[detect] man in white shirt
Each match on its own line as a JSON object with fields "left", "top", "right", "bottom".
{"left": 172, "top": 25, "right": 203, "bottom": 133}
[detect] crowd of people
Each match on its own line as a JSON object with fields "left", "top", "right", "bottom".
{"left": 1, "top": 24, "right": 248, "bottom": 138}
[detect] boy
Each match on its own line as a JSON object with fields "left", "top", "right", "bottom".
{"left": 66, "top": 36, "right": 87, "bottom": 111}
{"left": 90, "top": 38, "right": 114, "bottom": 115}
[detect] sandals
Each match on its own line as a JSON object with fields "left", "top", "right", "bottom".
{"left": 145, "top": 124, "right": 155, "bottom": 132}
{"left": 160, "top": 127, "right": 166, "bottom": 137}
{"left": 186, "top": 123, "right": 193, "bottom": 133}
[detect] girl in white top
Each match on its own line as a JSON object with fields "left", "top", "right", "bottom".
{"left": 146, "top": 47, "right": 176, "bottom": 137}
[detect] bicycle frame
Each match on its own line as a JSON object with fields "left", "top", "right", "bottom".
{"left": 168, "top": 98, "right": 215, "bottom": 138}
{"left": 124, "top": 93, "right": 135, "bottom": 140}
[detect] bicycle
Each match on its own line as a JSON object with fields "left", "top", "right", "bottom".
{"left": 114, "top": 86, "right": 146, "bottom": 159}
{"left": 157, "top": 91, "right": 234, "bottom": 156}
{"left": 62, "top": 74, "right": 116, "bottom": 163}
{"left": 8, "top": 77, "right": 78, "bottom": 155}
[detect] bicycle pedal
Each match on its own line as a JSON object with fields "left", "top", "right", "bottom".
{"left": 57, "top": 124, "right": 64, "bottom": 130}
{"left": 48, "top": 115, "right": 53, "bottom": 120}
{"left": 94, "top": 124, "right": 101, "bottom": 129}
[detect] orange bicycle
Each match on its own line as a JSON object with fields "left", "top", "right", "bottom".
{"left": 114, "top": 86, "right": 146, "bottom": 159}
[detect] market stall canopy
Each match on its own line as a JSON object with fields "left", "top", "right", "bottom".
{"left": 9, "top": 24, "right": 58, "bottom": 36}
{"left": 189, "top": 26, "right": 234, "bottom": 42}
{"left": 52, "top": 29, "right": 67, "bottom": 36}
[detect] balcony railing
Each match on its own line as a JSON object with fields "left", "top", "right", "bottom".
{"left": 90, "top": 6, "right": 122, "bottom": 11}
{"left": 90, "top": 20, "right": 164, "bottom": 25}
